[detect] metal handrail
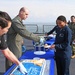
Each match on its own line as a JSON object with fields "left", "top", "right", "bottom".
{"left": 43, "top": 25, "right": 55, "bottom": 33}
{"left": 24, "top": 24, "right": 55, "bottom": 34}
{"left": 25, "top": 24, "right": 38, "bottom": 33}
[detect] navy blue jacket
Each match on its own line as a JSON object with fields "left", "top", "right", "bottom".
{"left": 47, "top": 25, "right": 72, "bottom": 57}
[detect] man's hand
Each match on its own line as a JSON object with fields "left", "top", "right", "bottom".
{"left": 19, "top": 63, "right": 27, "bottom": 74}
{"left": 40, "top": 37, "right": 45, "bottom": 45}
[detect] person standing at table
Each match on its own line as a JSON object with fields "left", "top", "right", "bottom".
{"left": 6, "top": 7, "right": 44, "bottom": 70}
{"left": 0, "top": 11, "right": 27, "bottom": 74}
{"left": 68, "top": 15, "right": 75, "bottom": 58}
{"left": 47, "top": 15, "right": 72, "bottom": 75}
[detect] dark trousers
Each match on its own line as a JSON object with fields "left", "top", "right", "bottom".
{"left": 55, "top": 55, "right": 71, "bottom": 75}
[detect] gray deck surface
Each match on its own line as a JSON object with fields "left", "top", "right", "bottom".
{"left": 0, "top": 39, "right": 75, "bottom": 75}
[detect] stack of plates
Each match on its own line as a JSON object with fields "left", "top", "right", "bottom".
{"left": 34, "top": 51, "right": 46, "bottom": 55}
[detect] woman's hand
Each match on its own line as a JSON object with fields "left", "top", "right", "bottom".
{"left": 50, "top": 44, "right": 55, "bottom": 49}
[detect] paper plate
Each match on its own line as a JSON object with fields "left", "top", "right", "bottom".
{"left": 44, "top": 45, "right": 51, "bottom": 48}
{"left": 34, "top": 51, "right": 46, "bottom": 55}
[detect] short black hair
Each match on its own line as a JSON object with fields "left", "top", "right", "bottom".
{"left": 71, "top": 15, "right": 75, "bottom": 18}
{"left": 0, "top": 11, "right": 11, "bottom": 21}
{"left": 57, "top": 15, "right": 67, "bottom": 23}
{"left": 0, "top": 17, "right": 8, "bottom": 28}
{"left": 0, "top": 11, "right": 11, "bottom": 28}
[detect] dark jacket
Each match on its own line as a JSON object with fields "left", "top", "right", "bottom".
{"left": 47, "top": 25, "right": 72, "bottom": 57}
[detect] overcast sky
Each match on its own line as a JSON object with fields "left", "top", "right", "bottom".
{"left": 0, "top": 0, "right": 75, "bottom": 23}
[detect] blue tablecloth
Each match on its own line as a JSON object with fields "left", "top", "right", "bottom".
{"left": 44, "top": 37, "right": 55, "bottom": 45}
{"left": 4, "top": 50, "right": 55, "bottom": 75}
{"left": 20, "top": 50, "right": 54, "bottom": 59}
{"left": 4, "top": 38, "right": 55, "bottom": 75}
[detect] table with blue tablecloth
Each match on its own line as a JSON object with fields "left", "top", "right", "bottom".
{"left": 4, "top": 50, "right": 55, "bottom": 75}
{"left": 4, "top": 37, "right": 55, "bottom": 75}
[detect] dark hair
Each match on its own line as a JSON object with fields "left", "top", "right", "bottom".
{"left": 57, "top": 15, "right": 67, "bottom": 23}
{"left": 0, "top": 11, "right": 11, "bottom": 21}
{"left": 0, "top": 17, "right": 8, "bottom": 28}
{"left": 71, "top": 15, "right": 75, "bottom": 18}
{"left": 0, "top": 11, "right": 11, "bottom": 28}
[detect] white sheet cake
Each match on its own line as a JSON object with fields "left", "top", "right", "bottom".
{"left": 10, "top": 59, "right": 46, "bottom": 75}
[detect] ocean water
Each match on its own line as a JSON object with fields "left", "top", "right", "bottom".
{"left": 24, "top": 23, "right": 56, "bottom": 33}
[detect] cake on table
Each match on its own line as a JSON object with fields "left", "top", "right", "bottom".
{"left": 10, "top": 59, "right": 46, "bottom": 75}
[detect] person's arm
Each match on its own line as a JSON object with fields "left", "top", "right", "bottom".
{"left": 2, "top": 48, "right": 20, "bottom": 65}
{"left": 12, "top": 21, "right": 40, "bottom": 42}
{"left": 2, "top": 48, "right": 27, "bottom": 74}
{"left": 47, "top": 25, "right": 57, "bottom": 35}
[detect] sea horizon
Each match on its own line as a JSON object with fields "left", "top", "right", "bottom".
{"left": 23, "top": 22, "right": 56, "bottom": 25}
{"left": 23, "top": 22, "right": 56, "bottom": 33}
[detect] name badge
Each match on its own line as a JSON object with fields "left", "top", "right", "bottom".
{"left": 59, "top": 33, "right": 64, "bottom": 37}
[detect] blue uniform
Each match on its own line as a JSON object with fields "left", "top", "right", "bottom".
{"left": 47, "top": 25, "right": 72, "bottom": 75}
